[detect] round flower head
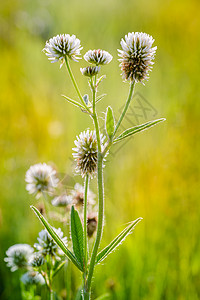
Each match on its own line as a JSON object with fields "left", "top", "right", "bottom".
{"left": 118, "top": 32, "right": 157, "bottom": 83}
{"left": 43, "top": 34, "right": 82, "bottom": 67}
{"left": 84, "top": 49, "right": 113, "bottom": 65}
{"left": 80, "top": 66, "right": 100, "bottom": 77}
{"left": 30, "top": 252, "right": 45, "bottom": 268}
{"left": 71, "top": 183, "right": 96, "bottom": 207}
{"left": 34, "top": 228, "right": 67, "bottom": 259}
{"left": 4, "top": 244, "right": 34, "bottom": 272}
{"left": 25, "top": 163, "right": 59, "bottom": 199}
{"left": 72, "top": 130, "right": 105, "bottom": 178}
{"left": 51, "top": 194, "right": 72, "bottom": 207}
{"left": 20, "top": 271, "right": 45, "bottom": 286}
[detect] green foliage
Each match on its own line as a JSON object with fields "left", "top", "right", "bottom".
{"left": 94, "top": 293, "right": 111, "bottom": 300}
{"left": 70, "top": 206, "right": 84, "bottom": 270}
{"left": 96, "top": 94, "right": 107, "bottom": 104}
{"left": 96, "top": 218, "right": 142, "bottom": 264}
{"left": 31, "top": 206, "right": 83, "bottom": 272}
{"left": 114, "top": 118, "right": 165, "bottom": 143}
{"left": 62, "top": 94, "right": 85, "bottom": 110}
{"left": 105, "top": 106, "right": 115, "bottom": 139}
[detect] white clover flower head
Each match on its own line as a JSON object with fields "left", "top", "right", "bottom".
{"left": 34, "top": 228, "right": 67, "bottom": 259}
{"left": 4, "top": 244, "right": 34, "bottom": 272}
{"left": 25, "top": 163, "right": 59, "bottom": 199}
{"left": 80, "top": 66, "right": 100, "bottom": 77}
{"left": 71, "top": 183, "right": 96, "bottom": 207}
{"left": 43, "top": 34, "right": 82, "bottom": 67}
{"left": 51, "top": 194, "right": 72, "bottom": 207}
{"left": 84, "top": 49, "right": 113, "bottom": 66}
{"left": 30, "top": 252, "right": 45, "bottom": 268}
{"left": 72, "top": 130, "right": 105, "bottom": 178}
{"left": 118, "top": 32, "right": 157, "bottom": 83}
{"left": 20, "top": 271, "right": 45, "bottom": 286}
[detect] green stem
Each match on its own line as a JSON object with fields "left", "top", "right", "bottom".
{"left": 50, "top": 289, "right": 54, "bottom": 300}
{"left": 86, "top": 76, "right": 104, "bottom": 292}
{"left": 84, "top": 175, "right": 89, "bottom": 268}
{"left": 64, "top": 57, "right": 91, "bottom": 113}
{"left": 113, "top": 80, "right": 135, "bottom": 137}
{"left": 66, "top": 261, "right": 71, "bottom": 300}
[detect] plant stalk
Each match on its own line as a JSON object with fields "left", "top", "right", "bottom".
{"left": 86, "top": 76, "right": 104, "bottom": 293}
{"left": 113, "top": 80, "right": 135, "bottom": 137}
{"left": 83, "top": 174, "right": 89, "bottom": 297}
{"left": 64, "top": 57, "right": 91, "bottom": 113}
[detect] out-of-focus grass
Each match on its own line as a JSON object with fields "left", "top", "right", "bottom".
{"left": 0, "top": 0, "right": 200, "bottom": 299}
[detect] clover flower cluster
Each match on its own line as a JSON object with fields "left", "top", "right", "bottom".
{"left": 21, "top": 271, "right": 45, "bottom": 286}
{"left": 118, "top": 32, "right": 157, "bottom": 83}
{"left": 43, "top": 34, "right": 82, "bottom": 67}
{"left": 72, "top": 130, "right": 105, "bottom": 178}
{"left": 51, "top": 183, "right": 95, "bottom": 208}
{"left": 5, "top": 226, "right": 67, "bottom": 292}
{"left": 25, "top": 163, "right": 59, "bottom": 199}
{"left": 4, "top": 244, "right": 34, "bottom": 272}
{"left": 34, "top": 228, "right": 67, "bottom": 259}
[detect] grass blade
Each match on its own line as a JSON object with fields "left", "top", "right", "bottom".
{"left": 96, "top": 218, "right": 142, "bottom": 264}
{"left": 31, "top": 206, "right": 83, "bottom": 272}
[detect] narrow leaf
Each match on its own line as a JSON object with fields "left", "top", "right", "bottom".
{"left": 105, "top": 106, "right": 115, "bottom": 138}
{"left": 31, "top": 206, "right": 83, "bottom": 272}
{"left": 62, "top": 95, "right": 85, "bottom": 110}
{"left": 71, "top": 206, "right": 84, "bottom": 270}
{"left": 96, "top": 94, "right": 107, "bottom": 104}
{"left": 94, "top": 294, "right": 110, "bottom": 300}
{"left": 114, "top": 118, "right": 165, "bottom": 143}
{"left": 96, "top": 75, "right": 106, "bottom": 87}
{"left": 53, "top": 260, "right": 67, "bottom": 278}
{"left": 96, "top": 218, "right": 142, "bottom": 264}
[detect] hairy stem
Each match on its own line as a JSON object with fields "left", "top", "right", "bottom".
{"left": 86, "top": 76, "right": 104, "bottom": 292}
{"left": 64, "top": 57, "right": 91, "bottom": 113}
{"left": 84, "top": 175, "right": 89, "bottom": 266}
{"left": 113, "top": 80, "right": 135, "bottom": 137}
{"left": 83, "top": 174, "right": 89, "bottom": 297}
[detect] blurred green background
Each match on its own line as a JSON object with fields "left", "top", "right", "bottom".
{"left": 1, "top": 0, "right": 200, "bottom": 299}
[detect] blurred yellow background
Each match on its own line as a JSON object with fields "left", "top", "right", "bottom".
{"left": 0, "top": 0, "right": 200, "bottom": 299}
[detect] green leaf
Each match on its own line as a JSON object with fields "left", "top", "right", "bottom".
{"left": 62, "top": 95, "right": 85, "bottom": 110}
{"left": 96, "top": 75, "right": 106, "bottom": 87}
{"left": 105, "top": 106, "right": 115, "bottom": 139}
{"left": 96, "top": 218, "right": 142, "bottom": 264}
{"left": 74, "top": 288, "right": 82, "bottom": 300}
{"left": 53, "top": 260, "right": 67, "bottom": 278}
{"left": 70, "top": 206, "right": 84, "bottom": 270}
{"left": 96, "top": 94, "right": 107, "bottom": 104}
{"left": 31, "top": 206, "right": 83, "bottom": 272}
{"left": 114, "top": 118, "right": 166, "bottom": 143}
{"left": 94, "top": 293, "right": 111, "bottom": 300}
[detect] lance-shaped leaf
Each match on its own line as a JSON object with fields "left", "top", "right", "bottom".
{"left": 70, "top": 206, "right": 84, "bottom": 270}
{"left": 53, "top": 260, "right": 67, "bottom": 278}
{"left": 62, "top": 95, "right": 85, "bottom": 110}
{"left": 96, "top": 218, "right": 142, "bottom": 264}
{"left": 96, "top": 75, "right": 106, "bottom": 87}
{"left": 31, "top": 206, "right": 83, "bottom": 272}
{"left": 105, "top": 106, "right": 115, "bottom": 139}
{"left": 96, "top": 94, "right": 106, "bottom": 104}
{"left": 114, "top": 118, "right": 165, "bottom": 143}
{"left": 94, "top": 294, "right": 110, "bottom": 300}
